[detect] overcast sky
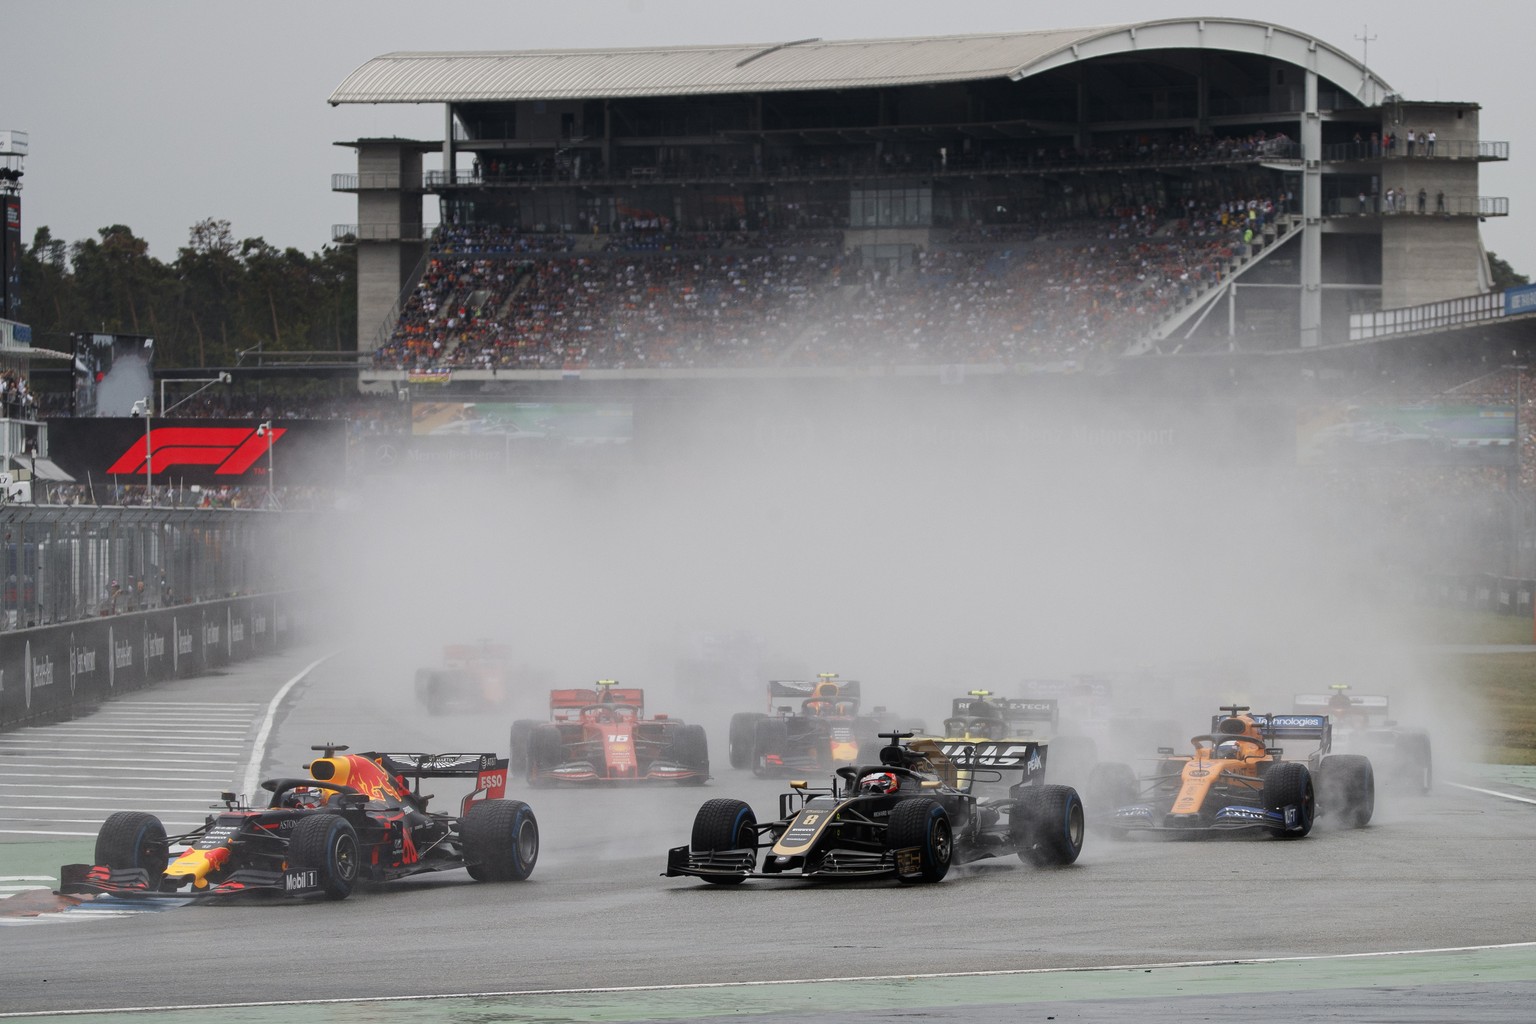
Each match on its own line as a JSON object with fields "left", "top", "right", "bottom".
{"left": 6, "top": 0, "right": 1534, "bottom": 278}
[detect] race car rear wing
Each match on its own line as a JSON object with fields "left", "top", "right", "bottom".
{"left": 920, "top": 739, "right": 1048, "bottom": 779}
{"left": 999, "top": 697, "right": 1060, "bottom": 729}
{"left": 768, "top": 678, "right": 861, "bottom": 707}
{"left": 548, "top": 688, "right": 646, "bottom": 712}
{"left": 444, "top": 643, "right": 512, "bottom": 657}
{"left": 1294, "top": 693, "right": 1390, "bottom": 717}
{"left": 373, "top": 752, "right": 511, "bottom": 812}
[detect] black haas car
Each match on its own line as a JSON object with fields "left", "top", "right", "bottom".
{"left": 728, "top": 674, "right": 924, "bottom": 775}
{"left": 666, "top": 731, "right": 1083, "bottom": 885}
{"left": 60, "top": 744, "right": 538, "bottom": 900}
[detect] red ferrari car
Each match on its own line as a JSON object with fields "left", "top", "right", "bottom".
{"left": 513, "top": 681, "right": 709, "bottom": 785}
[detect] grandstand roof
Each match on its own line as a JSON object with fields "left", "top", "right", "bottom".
{"left": 329, "top": 19, "right": 1391, "bottom": 106}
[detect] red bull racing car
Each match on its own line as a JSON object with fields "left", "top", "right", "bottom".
{"left": 1104, "top": 706, "right": 1375, "bottom": 839}
{"left": 515, "top": 680, "right": 709, "bottom": 785}
{"left": 60, "top": 744, "right": 538, "bottom": 900}
{"left": 665, "top": 731, "right": 1083, "bottom": 885}
{"left": 728, "top": 674, "right": 925, "bottom": 775}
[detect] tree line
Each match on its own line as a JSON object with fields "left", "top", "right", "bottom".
{"left": 19, "top": 218, "right": 356, "bottom": 369}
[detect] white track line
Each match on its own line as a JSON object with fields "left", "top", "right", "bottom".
{"left": 3, "top": 941, "right": 1534, "bottom": 1018}
{"left": 239, "top": 653, "right": 338, "bottom": 801}
{"left": 1444, "top": 781, "right": 1536, "bottom": 805}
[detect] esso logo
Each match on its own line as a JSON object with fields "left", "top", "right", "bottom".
{"left": 480, "top": 773, "right": 505, "bottom": 789}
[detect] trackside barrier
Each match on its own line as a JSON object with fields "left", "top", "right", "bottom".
{"left": 0, "top": 590, "right": 318, "bottom": 731}
{"left": 1420, "top": 574, "right": 1536, "bottom": 627}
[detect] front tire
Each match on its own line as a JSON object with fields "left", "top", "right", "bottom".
{"left": 728, "top": 712, "right": 767, "bottom": 769}
{"left": 1320, "top": 754, "right": 1375, "bottom": 828}
{"left": 527, "top": 724, "right": 566, "bottom": 785}
{"left": 671, "top": 723, "right": 710, "bottom": 784}
{"left": 690, "top": 797, "right": 757, "bottom": 885}
{"left": 508, "top": 719, "right": 539, "bottom": 775}
{"left": 462, "top": 799, "right": 539, "bottom": 881}
{"left": 889, "top": 797, "right": 952, "bottom": 883}
{"left": 1087, "top": 761, "right": 1138, "bottom": 818}
{"left": 751, "top": 719, "right": 788, "bottom": 778}
{"left": 289, "top": 814, "right": 360, "bottom": 899}
{"left": 1262, "top": 761, "right": 1316, "bottom": 838}
{"left": 96, "top": 811, "right": 169, "bottom": 887}
{"left": 1012, "top": 785, "right": 1085, "bottom": 866}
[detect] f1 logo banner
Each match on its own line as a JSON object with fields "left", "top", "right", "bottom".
{"left": 104, "top": 425, "right": 285, "bottom": 476}
{"left": 48, "top": 419, "right": 346, "bottom": 488}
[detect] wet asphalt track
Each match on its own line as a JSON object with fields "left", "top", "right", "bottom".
{"left": 3, "top": 647, "right": 1536, "bottom": 1021}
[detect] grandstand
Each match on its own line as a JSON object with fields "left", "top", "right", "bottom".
{"left": 329, "top": 18, "right": 1512, "bottom": 379}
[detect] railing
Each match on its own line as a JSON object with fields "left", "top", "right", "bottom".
{"left": 1323, "top": 195, "right": 1508, "bottom": 217}
{"left": 420, "top": 143, "right": 1304, "bottom": 191}
{"left": 1348, "top": 291, "right": 1505, "bottom": 341}
{"left": 1319, "top": 140, "right": 1509, "bottom": 162}
{"left": 331, "top": 172, "right": 414, "bottom": 191}
{"left": 332, "top": 223, "right": 434, "bottom": 242}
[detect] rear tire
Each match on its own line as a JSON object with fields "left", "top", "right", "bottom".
{"left": 1262, "top": 761, "right": 1316, "bottom": 838}
{"left": 462, "top": 799, "right": 539, "bottom": 881}
{"left": 1012, "top": 785, "right": 1085, "bottom": 866}
{"left": 289, "top": 814, "right": 360, "bottom": 899}
{"left": 690, "top": 797, "right": 757, "bottom": 885}
{"left": 96, "top": 811, "right": 169, "bottom": 887}
{"left": 728, "top": 712, "right": 767, "bottom": 769}
{"left": 508, "top": 719, "right": 539, "bottom": 775}
{"left": 889, "top": 797, "right": 952, "bottom": 883}
{"left": 1320, "top": 754, "right": 1375, "bottom": 828}
{"left": 751, "top": 719, "right": 788, "bottom": 777}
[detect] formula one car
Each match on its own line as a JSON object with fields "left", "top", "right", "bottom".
{"left": 1105, "top": 706, "right": 1375, "bottom": 839}
{"left": 1295, "top": 685, "right": 1433, "bottom": 794}
{"left": 415, "top": 641, "right": 515, "bottom": 714}
{"left": 665, "top": 731, "right": 1084, "bottom": 885}
{"left": 515, "top": 680, "right": 709, "bottom": 785}
{"left": 937, "top": 690, "right": 1059, "bottom": 741}
{"left": 728, "top": 674, "right": 925, "bottom": 775}
{"left": 60, "top": 744, "right": 538, "bottom": 901}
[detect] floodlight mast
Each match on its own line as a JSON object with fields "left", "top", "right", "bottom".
{"left": 130, "top": 398, "right": 151, "bottom": 504}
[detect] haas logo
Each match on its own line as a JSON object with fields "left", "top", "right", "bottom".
{"left": 105, "top": 426, "right": 285, "bottom": 476}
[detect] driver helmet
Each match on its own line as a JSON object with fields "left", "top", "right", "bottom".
{"left": 859, "top": 772, "right": 900, "bottom": 795}
{"left": 1214, "top": 741, "right": 1244, "bottom": 760}
{"left": 285, "top": 786, "right": 325, "bottom": 809}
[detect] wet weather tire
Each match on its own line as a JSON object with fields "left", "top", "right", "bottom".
{"left": 508, "top": 719, "right": 539, "bottom": 775}
{"left": 1262, "top": 761, "right": 1316, "bottom": 838}
{"left": 691, "top": 798, "right": 757, "bottom": 885}
{"left": 1012, "top": 785, "right": 1085, "bottom": 866}
{"left": 889, "top": 798, "right": 952, "bottom": 883}
{"left": 1320, "top": 754, "right": 1375, "bottom": 828}
{"left": 671, "top": 723, "right": 710, "bottom": 784}
{"left": 729, "top": 713, "right": 767, "bottom": 769}
{"left": 463, "top": 799, "right": 539, "bottom": 881}
{"left": 1087, "top": 762, "right": 1138, "bottom": 818}
{"left": 96, "top": 811, "right": 169, "bottom": 887}
{"left": 751, "top": 719, "right": 788, "bottom": 777}
{"left": 289, "top": 814, "right": 360, "bottom": 900}
{"left": 527, "top": 724, "right": 565, "bottom": 785}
